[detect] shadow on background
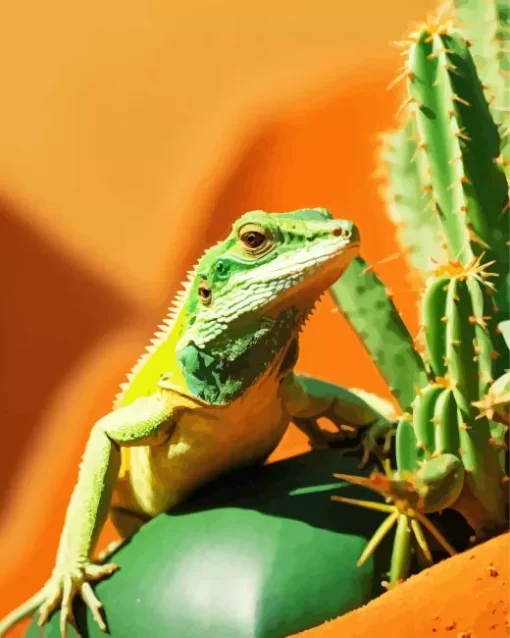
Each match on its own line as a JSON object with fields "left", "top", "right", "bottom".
{"left": 0, "top": 195, "right": 134, "bottom": 506}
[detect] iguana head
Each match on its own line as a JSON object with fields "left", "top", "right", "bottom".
{"left": 175, "top": 208, "right": 359, "bottom": 403}
{"left": 181, "top": 208, "right": 359, "bottom": 346}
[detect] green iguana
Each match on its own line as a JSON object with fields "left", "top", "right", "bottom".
{"left": 0, "top": 208, "right": 394, "bottom": 637}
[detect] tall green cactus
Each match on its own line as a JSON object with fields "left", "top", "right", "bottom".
{"left": 331, "top": 4, "right": 509, "bottom": 585}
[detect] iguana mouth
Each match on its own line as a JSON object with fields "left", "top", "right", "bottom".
{"left": 262, "top": 238, "right": 360, "bottom": 317}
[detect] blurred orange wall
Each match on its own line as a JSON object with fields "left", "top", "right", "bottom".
{"left": 0, "top": 0, "right": 436, "bottom": 634}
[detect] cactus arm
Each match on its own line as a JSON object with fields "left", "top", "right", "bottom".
{"left": 407, "top": 31, "right": 474, "bottom": 263}
{"left": 446, "top": 278, "right": 480, "bottom": 414}
{"left": 472, "top": 370, "right": 510, "bottom": 425}
{"left": 412, "top": 383, "right": 443, "bottom": 458}
{"left": 442, "top": 32, "right": 509, "bottom": 266}
{"left": 415, "top": 454, "right": 465, "bottom": 512}
{"left": 423, "top": 276, "right": 450, "bottom": 377}
{"left": 407, "top": 28, "right": 509, "bottom": 269}
{"left": 330, "top": 256, "right": 429, "bottom": 412}
{"left": 433, "top": 388, "right": 461, "bottom": 456}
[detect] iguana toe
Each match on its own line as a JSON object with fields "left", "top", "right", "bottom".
{"left": 36, "top": 563, "right": 118, "bottom": 636}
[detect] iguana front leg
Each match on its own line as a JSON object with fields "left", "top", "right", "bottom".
{"left": 1, "top": 392, "right": 175, "bottom": 638}
{"left": 283, "top": 374, "right": 397, "bottom": 465}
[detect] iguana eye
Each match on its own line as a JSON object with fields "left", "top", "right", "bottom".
{"left": 198, "top": 280, "right": 212, "bottom": 305}
{"left": 239, "top": 224, "right": 270, "bottom": 253}
{"left": 242, "top": 231, "right": 265, "bottom": 248}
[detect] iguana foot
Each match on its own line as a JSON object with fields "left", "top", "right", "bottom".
{"left": 322, "top": 421, "right": 396, "bottom": 467}
{"left": 38, "top": 563, "right": 118, "bottom": 637}
{"left": 360, "top": 420, "right": 396, "bottom": 468}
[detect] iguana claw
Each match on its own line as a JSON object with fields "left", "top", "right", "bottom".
{"left": 37, "top": 563, "right": 118, "bottom": 637}
{"left": 359, "top": 420, "right": 396, "bottom": 468}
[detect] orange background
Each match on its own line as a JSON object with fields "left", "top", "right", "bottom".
{"left": 0, "top": 0, "right": 436, "bottom": 635}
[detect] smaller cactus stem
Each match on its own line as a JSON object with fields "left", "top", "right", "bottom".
{"left": 389, "top": 515, "right": 413, "bottom": 584}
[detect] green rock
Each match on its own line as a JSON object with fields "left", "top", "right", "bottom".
{"left": 28, "top": 449, "right": 394, "bottom": 638}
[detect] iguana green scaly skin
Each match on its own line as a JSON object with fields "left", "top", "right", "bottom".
{"left": 0, "top": 208, "right": 393, "bottom": 637}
